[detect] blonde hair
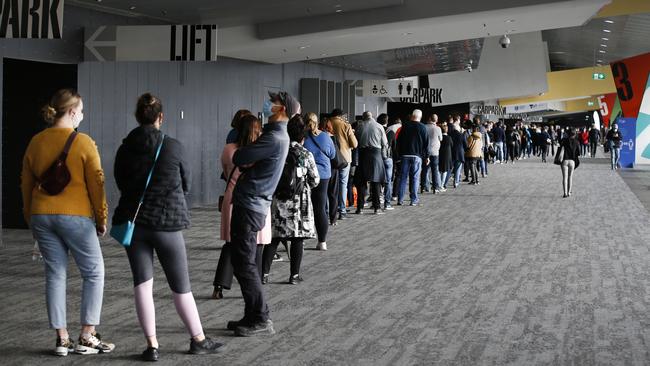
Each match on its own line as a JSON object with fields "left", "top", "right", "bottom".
{"left": 42, "top": 89, "right": 81, "bottom": 125}
{"left": 305, "top": 112, "right": 319, "bottom": 135}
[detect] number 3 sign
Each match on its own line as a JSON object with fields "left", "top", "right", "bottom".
{"left": 611, "top": 52, "right": 650, "bottom": 118}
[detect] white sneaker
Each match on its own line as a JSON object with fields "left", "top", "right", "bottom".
{"left": 55, "top": 337, "right": 74, "bottom": 356}
{"left": 316, "top": 242, "right": 328, "bottom": 251}
{"left": 75, "top": 334, "right": 115, "bottom": 354}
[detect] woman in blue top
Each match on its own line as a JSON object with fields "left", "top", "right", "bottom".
{"left": 303, "top": 112, "right": 336, "bottom": 251}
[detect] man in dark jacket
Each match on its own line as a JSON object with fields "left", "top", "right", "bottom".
{"left": 396, "top": 109, "right": 429, "bottom": 205}
{"left": 492, "top": 122, "right": 505, "bottom": 163}
{"left": 588, "top": 124, "right": 601, "bottom": 158}
{"left": 229, "top": 91, "right": 296, "bottom": 337}
{"left": 448, "top": 116, "right": 468, "bottom": 188}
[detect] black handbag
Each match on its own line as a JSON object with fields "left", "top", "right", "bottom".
{"left": 308, "top": 133, "right": 348, "bottom": 169}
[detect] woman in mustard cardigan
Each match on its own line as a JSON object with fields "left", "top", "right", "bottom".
{"left": 21, "top": 89, "right": 114, "bottom": 356}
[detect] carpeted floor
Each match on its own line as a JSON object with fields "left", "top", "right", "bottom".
{"left": 2, "top": 157, "right": 650, "bottom": 365}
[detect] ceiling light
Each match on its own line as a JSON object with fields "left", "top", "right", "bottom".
{"left": 298, "top": 45, "right": 311, "bottom": 50}
{"left": 320, "top": 53, "right": 327, "bottom": 57}
{"left": 505, "top": 19, "right": 515, "bottom": 23}
{"left": 402, "top": 32, "right": 413, "bottom": 36}
{"left": 597, "top": 59, "right": 603, "bottom": 63}
{"left": 334, "top": 4, "right": 342, "bottom": 7}
{"left": 129, "top": 5, "right": 136, "bottom": 10}
{"left": 599, "top": 50, "right": 607, "bottom": 53}
{"left": 335, "top": 9, "right": 343, "bottom": 13}
{"left": 603, "top": 29, "right": 611, "bottom": 33}
{"left": 600, "top": 44, "right": 607, "bottom": 47}
{"left": 604, "top": 20, "right": 614, "bottom": 24}
{"left": 602, "top": 37, "right": 609, "bottom": 41}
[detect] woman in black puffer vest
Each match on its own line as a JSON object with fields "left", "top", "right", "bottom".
{"left": 112, "top": 93, "right": 224, "bottom": 361}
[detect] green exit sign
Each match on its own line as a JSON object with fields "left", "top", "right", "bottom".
{"left": 592, "top": 73, "right": 606, "bottom": 80}
{"left": 587, "top": 101, "right": 595, "bottom": 106}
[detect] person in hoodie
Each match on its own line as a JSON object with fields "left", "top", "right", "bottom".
{"left": 354, "top": 111, "right": 388, "bottom": 214}
{"left": 447, "top": 115, "right": 467, "bottom": 188}
{"left": 465, "top": 125, "right": 484, "bottom": 185}
{"left": 113, "top": 93, "right": 225, "bottom": 361}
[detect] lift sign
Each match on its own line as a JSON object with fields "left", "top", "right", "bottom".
{"left": 0, "top": 0, "right": 64, "bottom": 39}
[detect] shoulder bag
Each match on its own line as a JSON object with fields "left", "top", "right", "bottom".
{"left": 110, "top": 135, "right": 165, "bottom": 247}
{"left": 38, "top": 131, "right": 78, "bottom": 195}
{"left": 309, "top": 133, "right": 348, "bottom": 169}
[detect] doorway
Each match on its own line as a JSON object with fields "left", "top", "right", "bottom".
{"left": 2, "top": 58, "right": 77, "bottom": 229}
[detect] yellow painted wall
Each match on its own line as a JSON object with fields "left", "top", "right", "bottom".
{"left": 596, "top": 0, "right": 650, "bottom": 18}
{"left": 564, "top": 97, "right": 601, "bottom": 112}
{"left": 499, "top": 66, "right": 616, "bottom": 106}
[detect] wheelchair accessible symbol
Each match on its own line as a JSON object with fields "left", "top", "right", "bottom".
{"left": 379, "top": 85, "right": 388, "bottom": 95}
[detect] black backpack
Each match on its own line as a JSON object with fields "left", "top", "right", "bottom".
{"left": 274, "top": 146, "right": 305, "bottom": 200}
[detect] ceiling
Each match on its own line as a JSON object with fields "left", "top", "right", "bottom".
{"left": 309, "top": 38, "right": 484, "bottom": 78}
{"left": 69, "top": 0, "right": 615, "bottom": 78}
{"left": 544, "top": 12, "right": 650, "bottom": 70}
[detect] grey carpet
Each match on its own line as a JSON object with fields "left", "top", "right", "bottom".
{"left": 2, "top": 158, "right": 650, "bottom": 366}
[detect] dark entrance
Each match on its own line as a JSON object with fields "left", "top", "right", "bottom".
{"left": 2, "top": 58, "right": 77, "bottom": 229}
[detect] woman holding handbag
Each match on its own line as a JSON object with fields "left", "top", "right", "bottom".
{"left": 212, "top": 114, "right": 271, "bottom": 297}
{"left": 112, "top": 93, "right": 225, "bottom": 361}
{"left": 21, "top": 89, "right": 114, "bottom": 356}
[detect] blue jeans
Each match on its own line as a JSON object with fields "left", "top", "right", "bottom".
{"left": 338, "top": 164, "right": 351, "bottom": 212}
{"left": 453, "top": 161, "right": 464, "bottom": 186}
{"left": 495, "top": 142, "right": 504, "bottom": 162}
{"left": 398, "top": 156, "right": 422, "bottom": 203}
{"left": 383, "top": 158, "right": 393, "bottom": 206}
{"left": 480, "top": 153, "right": 488, "bottom": 175}
{"left": 31, "top": 215, "right": 104, "bottom": 329}
{"left": 421, "top": 158, "right": 431, "bottom": 191}
{"left": 611, "top": 147, "right": 621, "bottom": 169}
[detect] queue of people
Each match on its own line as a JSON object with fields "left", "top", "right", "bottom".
{"left": 20, "top": 88, "right": 624, "bottom": 362}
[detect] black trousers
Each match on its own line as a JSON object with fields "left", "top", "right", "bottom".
{"left": 262, "top": 238, "right": 304, "bottom": 277}
{"left": 590, "top": 141, "right": 598, "bottom": 157}
{"left": 311, "top": 178, "right": 329, "bottom": 242}
{"left": 327, "top": 169, "right": 339, "bottom": 224}
{"left": 213, "top": 242, "right": 263, "bottom": 289}
{"left": 541, "top": 145, "right": 548, "bottom": 162}
{"left": 230, "top": 205, "right": 269, "bottom": 324}
{"left": 357, "top": 181, "right": 382, "bottom": 211}
{"left": 467, "top": 158, "right": 480, "bottom": 183}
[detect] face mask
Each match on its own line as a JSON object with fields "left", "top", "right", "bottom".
{"left": 263, "top": 100, "right": 275, "bottom": 116}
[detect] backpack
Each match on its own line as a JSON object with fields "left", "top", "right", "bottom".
{"left": 274, "top": 146, "right": 305, "bottom": 200}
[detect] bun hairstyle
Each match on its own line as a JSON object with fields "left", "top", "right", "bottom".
{"left": 304, "top": 112, "right": 319, "bottom": 133}
{"left": 135, "top": 93, "right": 163, "bottom": 125}
{"left": 41, "top": 89, "right": 81, "bottom": 125}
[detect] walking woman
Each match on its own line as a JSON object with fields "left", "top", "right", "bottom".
{"left": 112, "top": 93, "right": 224, "bottom": 361}
{"left": 213, "top": 115, "right": 271, "bottom": 298}
{"left": 319, "top": 117, "right": 341, "bottom": 225}
{"left": 21, "top": 89, "right": 114, "bottom": 356}
{"left": 606, "top": 123, "right": 623, "bottom": 170}
{"left": 560, "top": 128, "right": 581, "bottom": 198}
{"left": 262, "top": 115, "right": 320, "bottom": 284}
{"left": 302, "top": 112, "right": 335, "bottom": 250}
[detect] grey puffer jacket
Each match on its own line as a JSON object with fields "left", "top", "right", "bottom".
{"left": 112, "top": 125, "right": 191, "bottom": 231}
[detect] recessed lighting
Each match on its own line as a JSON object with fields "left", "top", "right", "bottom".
{"left": 599, "top": 50, "right": 607, "bottom": 53}
{"left": 505, "top": 19, "right": 515, "bottom": 23}
{"left": 602, "top": 37, "right": 609, "bottom": 41}
{"left": 402, "top": 32, "right": 413, "bottom": 36}
{"left": 600, "top": 44, "right": 607, "bottom": 47}
{"left": 603, "top": 29, "right": 611, "bottom": 33}
{"left": 604, "top": 20, "right": 614, "bottom": 24}
{"left": 129, "top": 5, "right": 136, "bottom": 10}
{"left": 320, "top": 53, "right": 327, "bottom": 57}
{"left": 334, "top": 4, "right": 342, "bottom": 7}
{"left": 298, "top": 45, "right": 311, "bottom": 50}
{"left": 597, "top": 59, "right": 603, "bottom": 63}
{"left": 335, "top": 9, "right": 342, "bottom": 13}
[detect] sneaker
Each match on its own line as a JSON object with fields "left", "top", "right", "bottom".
{"left": 227, "top": 319, "right": 243, "bottom": 331}
{"left": 188, "top": 337, "right": 226, "bottom": 354}
{"left": 55, "top": 337, "right": 75, "bottom": 356}
{"left": 289, "top": 274, "right": 303, "bottom": 285}
{"left": 235, "top": 319, "right": 276, "bottom": 337}
{"left": 410, "top": 200, "right": 419, "bottom": 206}
{"left": 272, "top": 253, "right": 283, "bottom": 262}
{"left": 75, "top": 334, "right": 115, "bottom": 354}
{"left": 373, "top": 209, "right": 385, "bottom": 215}
{"left": 262, "top": 274, "right": 270, "bottom": 284}
{"left": 316, "top": 242, "right": 328, "bottom": 251}
{"left": 384, "top": 204, "right": 394, "bottom": 210}
{"left": 142, "top": 347, "right": 159, "bottom": 361}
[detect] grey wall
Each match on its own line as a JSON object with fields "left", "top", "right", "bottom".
{"left": 77, "top": 58, "right": 384, "bottom": 211}
{"left": 0, "top": 5, "right": 384, "bottom": 227}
